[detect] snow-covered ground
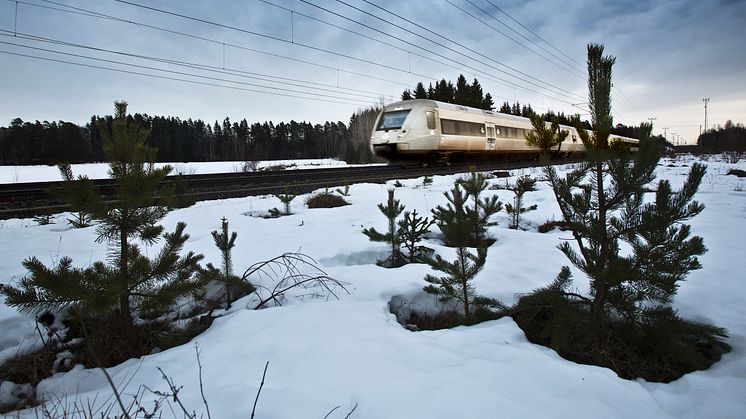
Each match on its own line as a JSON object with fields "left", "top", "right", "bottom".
{"left": 0, "top": 159, "right": 351, "bottom": 184}
{"left": 0, "top": 155, "right": 745, "bottom": 418}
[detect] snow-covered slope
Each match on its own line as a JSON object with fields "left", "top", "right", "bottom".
{"left": 1, "top": 155, "right": 744, "bottom": 418}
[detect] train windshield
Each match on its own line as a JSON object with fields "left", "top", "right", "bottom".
{"left": 376, "top": 110, "right": 411, "bottom": 130}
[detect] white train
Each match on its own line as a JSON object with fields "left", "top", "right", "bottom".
{"left": 370, "top": 99, "right": 638, "bottom": 163}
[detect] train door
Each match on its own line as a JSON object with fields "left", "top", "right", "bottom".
{"left": 485, "top": 123, "right": 496, "bottom": 150}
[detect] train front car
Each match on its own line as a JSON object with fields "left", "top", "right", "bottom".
{"left": 370, "top": 100, "right": 440, "bottom": 164}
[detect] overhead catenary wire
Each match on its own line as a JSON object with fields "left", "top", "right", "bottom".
{"left": 24, "top": 0, "right": 413, "bottom": 88}
{"left": 8, "top": 0, "right": 641, "bottom": 125}
{"left": 0, "top": 42, "right": 374, "bottom": 107}
{"left": 483, "top": 0, "right": 584, "bottom": 68}
{"left": 318, "top": 0, "right": 586, "bottom": 101}
{"left": 111, "top": 0, "right": 582, "bottom": 106}
{"left": 449, "top": 0, "right": 586, "bottom": 79}
{"left": 308, "top": 0, "right": 636, "bottom": 124}
{"left": 0, "top": 30, "right": 389, "bottom": 101}
{"left": 477, "top": 0, "right": 643, "bottom": 119}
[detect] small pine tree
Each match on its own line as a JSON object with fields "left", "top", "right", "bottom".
{"left": 524, "top": 113, "right": 569, "bottom": 159}
{"left": 397, "top": 210, "right": 434, "bottom": 263}
{"left": 210, "top": 217, "right": 238, "bottom": 309}
{"left": 57, "top": 161, "right": 104, "bottom": 228}
{"left": 504, "top": 175, "right": 538, "bottom": 230}
{"left": 431, "top": 183, "right": 473, "bottom": 247}
{"left": 335, "top": 179, "right": 350, "bottom": 196}
{"left": 274, "top": 185, "right": 296, "bottom": 215}
{"left": 363, "top": 189, "right": 405, "bottom": 267}
{"left": 545, "top": 44, "right": 712, "bottom": 328}
{"left": 423, "top": 247, "right": 497, "bottom": 319}
{"left": 0, "top": 101, "right": 204, "bottom": 333}
{"left": 433, "top": 171, "right": 501, "bottom": 247}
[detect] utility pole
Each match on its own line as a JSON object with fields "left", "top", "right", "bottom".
{"left": 662, "top": 127, "right": 669, "bottom": 141}
{"left": 703, "top": 98, "right": 710, "bottom": 134}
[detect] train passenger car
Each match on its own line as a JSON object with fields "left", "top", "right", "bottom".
{"left": 370, "top": 99, "right": 638, "bottom": 163}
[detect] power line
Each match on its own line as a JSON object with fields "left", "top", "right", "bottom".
{"left": 483, "top": 0, "right": 583, "bottom": 68}
{"left": 0, "top": 42, "right": 374, "bottom": 106}
{"left": 0, "top": 30, "right": 388, "bottom": 101}
{"left": 321, "top": 0, "right": 584, "bottom": 101}
{"left": 24, "top": 0, "right": 412, "bottom": 88}
{"left": 111, "top": 0, "right": 582, "bottom": 105}
{"left": 453, "top": 0, "right": 585, "bottom": 79}
{"left": 476, "top": 0, "right": 643, "bottom": 118}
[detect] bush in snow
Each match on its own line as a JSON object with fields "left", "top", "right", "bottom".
{"left": 306, "top": 191, "right": 350, "bottom": 208}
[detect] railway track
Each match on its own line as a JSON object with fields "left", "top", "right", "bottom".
{"left": 0, "top": 160, "right": 570, "bottom": 220}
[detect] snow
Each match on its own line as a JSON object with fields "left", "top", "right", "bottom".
{"left": 1, "top": 155, "right": 745, "bottom": 418}
{"left": 0, "top": 158, "right": 350, "bottom": 184}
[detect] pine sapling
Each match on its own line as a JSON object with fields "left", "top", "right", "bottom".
{"left": 335, "top": 179, "right": 350, "bottom": 196}
{"left": 0, "top": 101, "right": 205, "bottom": 334}
{"left": 210, "top": 217, "right": 238, "bottom": 309}
{"left": 504, "top": 175, "right": 538, "bottom": 229}
{"left": 274, "top": 186, "right": 296, "bottom": 215}
{"left": 57, "top": 161, "right": 104, "bottom": 228}
{"left": 397, "top": 210, "right": 434, "bottom": 263}
{"left": 459, "top": 171, "right": 502, "bottom": 246}
{"left": 423, "top": 247, "right": 497, "bottom": 319}
{"left": 362, "top": 189, "right": 405, "bottom": 267}
{"left": 432, "top": 183, "right": 473, "bottom": 247}
{"left": 524, "top": 113, "right": 569, "bottom": 159}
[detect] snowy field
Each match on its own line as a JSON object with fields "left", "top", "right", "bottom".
{"left": 0, "top": 159, "right": 351, "bottom": 184}
{"left": 0, "top": 155, "right": 745, "bottom": 418}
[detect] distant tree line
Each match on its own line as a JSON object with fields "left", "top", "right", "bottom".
{"left": 401, "top": 74, "right": 495, "bottom": 110}
{"left": 0, "top": 107, "right": 380, "bottom": 165}
{"left": 697, "top": 120, "right": 746, "bottom": 152}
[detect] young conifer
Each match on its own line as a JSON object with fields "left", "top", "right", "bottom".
{"left": 504, "top": 175, "right": 538, "bottom": 230}
{"left": 524, "top": 114, "right": 569, "bottom": 159}
{"left": 544, "top": 44, "right": 711, "bottom": 328}
{"left": 57, "top": 162, "right": 104, "bottom": 228}
{"left": 274, "top": 185, "right": 296, "bottom": 215}
{"left": 0, "top": 101, "right": 204, "bottom": 332}
{"left": 397, "top": 210, "right": 434, "bottom": 263}
{"left": 459, "top": 170, "right": 502, "bottom": 246}
{"left": 433, "top": 171, "right": 501, "bottom": 247}
{"left": 211, "top": 217, "right": 238, "bottom": 309}
{"left": 423, "top": 247, "right": 494, "bottom": 319}
{"left": 363, "top": 189, "right": 405, "bottom": 267}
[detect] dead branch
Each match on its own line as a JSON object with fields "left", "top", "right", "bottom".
{"left": 251, "top": 361, "right": 269, "bottom": 419}
{"left": 240, "top": 252, "right": 349, "bottom": 310}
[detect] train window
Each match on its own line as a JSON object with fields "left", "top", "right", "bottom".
{"left": 441, "top": 118, "right": 486, "bottom": 136}
{"left": 376, "top": 110, "right": 411, "bottom": 130}
{"left": 426, "top": 111, "right": 436, "bottom": 130}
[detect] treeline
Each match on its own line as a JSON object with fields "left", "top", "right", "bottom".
{"left": 401, "top": 74, "right": 495, "bottom": 110}
{"left": 0, "top": 108, "right": 380, "bottom": 165}
{"left": 697, "top": 120, "right": 746, "bottom": 152}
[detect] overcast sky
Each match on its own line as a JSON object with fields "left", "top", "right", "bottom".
{"left": 1, "top": 0, "right": 744, "bottom": 145}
